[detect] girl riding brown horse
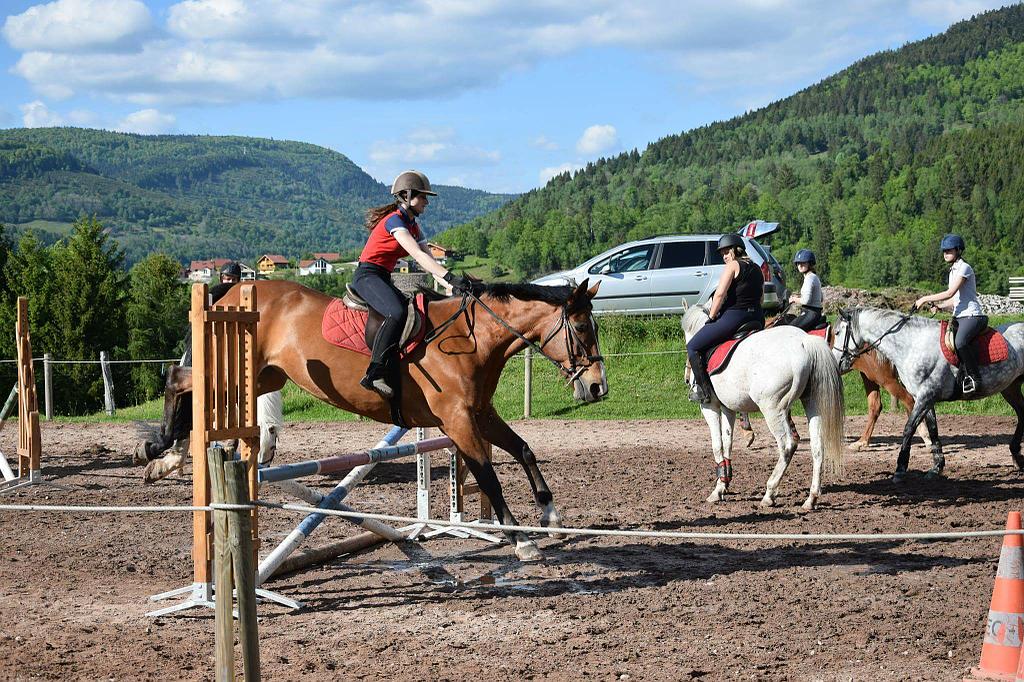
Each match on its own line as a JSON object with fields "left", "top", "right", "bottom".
{"left": 141, "top": 278, "right": 606, "bottom": 562}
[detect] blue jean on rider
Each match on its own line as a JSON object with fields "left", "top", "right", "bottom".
{"left": 687, "top": 307, "right": 765, "bottom": 365}
{"left": 789, "top": 306, "right": 824, "bottom": 331}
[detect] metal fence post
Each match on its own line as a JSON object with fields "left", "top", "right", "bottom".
{"left": 42, "top": 354, "right": 53, "bottom": 420}
{"left": 523, "top": 348, "right": 532, "bottom": 419}
{"left": 100, "top": 351, "right": 115, "bottom": 416}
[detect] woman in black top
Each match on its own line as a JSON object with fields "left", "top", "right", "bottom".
{"left": 687, "top": 234, "right": 765, "bottom": 403}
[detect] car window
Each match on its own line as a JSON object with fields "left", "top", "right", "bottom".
{"left": 657, "top": 241, "right": 706, "bottom": 269}
{"left": 706, "top": 241, "right": 724, "bottom": 265}
{"left": 588, "top": 245, "right": 655, "bottom": 275}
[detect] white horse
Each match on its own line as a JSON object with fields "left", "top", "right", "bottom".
{"left": 681, "top": 305, "right": 846, "bottom": 509}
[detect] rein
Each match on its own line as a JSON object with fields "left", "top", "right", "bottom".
{"left": 837, "top": 309, "right": 920, "bottom": 366}
{"left": 423, "top": 289, "right": 602, "bottom": 382}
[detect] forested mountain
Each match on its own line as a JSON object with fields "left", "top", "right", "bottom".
{"left": 439, "top": 5, "right": 1024, "bottom": 293}
{"left": 0, "top": 129, "right": 514, "bottom": 264}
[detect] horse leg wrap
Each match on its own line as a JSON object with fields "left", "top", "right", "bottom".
{"left": 716, "top": 459, "right": 733, "bottom": 486}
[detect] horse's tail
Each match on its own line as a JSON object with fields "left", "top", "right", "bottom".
{"left": 803, "top": 336, "right": 846, "bottom": 481}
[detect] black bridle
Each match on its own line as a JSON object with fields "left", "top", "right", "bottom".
{"left": 424, "top": 289, "right": 603, "bottom": 383}
{"left": 835, "top": 308, "right": 916, "bottom": 369}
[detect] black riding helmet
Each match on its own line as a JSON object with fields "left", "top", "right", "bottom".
{"left": 717, "top": 234, "right": 744, "bottom": 251}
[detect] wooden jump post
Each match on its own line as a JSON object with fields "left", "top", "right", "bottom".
{"left": 0, "top": 297, "right": 42, "bottom": 494}
{"left": 147, "top": 282, "right": 285, "bottom": 616}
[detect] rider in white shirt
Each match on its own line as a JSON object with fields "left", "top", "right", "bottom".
{"left": 914, "top": 234, "right": 986, "bottom": 394}
{"left": 787, "top": 249, "right": 824, "bottom": 331}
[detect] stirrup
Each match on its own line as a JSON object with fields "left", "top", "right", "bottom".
{"left": 962, "top": 375, "right": 977, "bottom": 394}
{"left": 688, "top": 385, "right": 711, "bottom": 404}
{"left": 360, "top": 373, "right": 395, "bottom": 399}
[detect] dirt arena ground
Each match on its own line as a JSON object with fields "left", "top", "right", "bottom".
{"left": 2, "top": 414, "right": 1023, "bottom": 681}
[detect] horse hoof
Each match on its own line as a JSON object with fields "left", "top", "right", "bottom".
{"left": 892, "top": 472, "right": 906, "bottom": 484}
{"left": 925, "top": 469, "right": 944, "bottom": 480}
{"left": 142, "top": 461, "right": 161, "bottom": 484}
{"left": 759, "top": 497, "right": 775, "bottom": 508}
{"left": 801, "top": 498, "right": 817, "bottom": 511}
{"left": 515, "top": 541, "right": 543, "bottom": 562}
{"left": 1012, "top": 453, "right": 1024, "bottom": 471}
{"left": 132, "top": 442, "right": 150, "bottom": 466}
{"left": 540, "top": 504, "right": 566, "bottom": 540}
{"left": 848, "top": 441, "right": 867, "bottom": 452}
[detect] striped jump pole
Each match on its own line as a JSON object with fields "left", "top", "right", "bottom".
{"left": 257, "top": 431, "right": 451, "bottom": 484}
{"left": 257, "top": 426, "right": 458, "bottom": 588}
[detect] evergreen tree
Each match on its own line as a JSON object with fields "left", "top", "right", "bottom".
{"left": 48, "top": 217, "right": 128, "bottom": 414}
{"left": 127, "top": 253, "right": 188, "bottom": 402}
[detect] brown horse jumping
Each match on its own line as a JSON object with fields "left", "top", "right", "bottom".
{"left": 140, "top": 279, "right": 606, "bottom": 561}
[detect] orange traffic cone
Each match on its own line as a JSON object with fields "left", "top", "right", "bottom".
{"left": 969, "top": 511, "right": 1024, "bottom": 681}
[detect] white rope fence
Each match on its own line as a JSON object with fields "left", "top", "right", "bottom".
{"left": 0, "top": 501, "right": 1018, "bottom": 543}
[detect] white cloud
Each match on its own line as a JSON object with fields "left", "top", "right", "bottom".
{"left": 2, "top": 1, "right": 1014, "bottom": 106}
{"left": 576, "top": 124, "right": 619, "bottom": 156}
{"left": 530, "top": 135, "right": 559, "bottom": 151}
{"left": 20, "top": 100, "right": 64, "bottom": 127}
{"left": 369, "top": 127, "right": 500, "bottom": 167}
{"left": 3, "top": 0, "right": 152, "bottom": 52}
{"left": 539, "top": 162, "right": 582, "bottom": 185}
{"left": 116, "top": 108, "right": 176, "bottom": 134}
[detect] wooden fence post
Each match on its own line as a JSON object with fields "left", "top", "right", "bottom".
{"left": 225, "top": 460, "right": 261, "bottom": 681}
{"left": 99, "top": 351, "right": 115, "bottom": 416}
{"left": 209, "top": 447, "right": 234, "bottom": 682}
{"left": 42, "top": 354, "right": 52, "bottom": 420}
{"left": 523, "top": 348, "right": 533, "bottom": 419}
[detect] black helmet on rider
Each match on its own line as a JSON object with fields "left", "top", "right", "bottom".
{"left": 793, "top": 249, "right": 816, "bottom": 265}
{"left": 220, "top": 262, "right": 242, "bottom": 280}
{"left": 940, "top": 234, "right": 966, "bottom": 253}
{"left": 717, "top": 234, "right": 744, "bottom": 252}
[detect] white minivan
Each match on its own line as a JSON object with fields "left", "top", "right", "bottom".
{"left": 532, "top": 224, "right": 787, "bottom": 316}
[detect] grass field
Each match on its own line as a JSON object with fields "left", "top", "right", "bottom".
{"left": 67, "top": 313, "right": 1021, "bottom": 425}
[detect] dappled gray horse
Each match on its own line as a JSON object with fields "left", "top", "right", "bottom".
{"left": 834, "top": 307, "right": 1024, "bottom": 482}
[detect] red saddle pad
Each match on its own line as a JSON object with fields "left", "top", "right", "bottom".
{"left": 321, "top": 293, "right": 427, "bottom": 358}
{"left": 938, "top": 320, "right": 1009, "bottom": 367}
{"left": 707, "top": 338, "right": 743, "bottom": 375}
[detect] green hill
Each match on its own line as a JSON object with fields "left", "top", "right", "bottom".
{"left": 0, "top": 129, "right": 514, "bottom": 264}
{"left": 439, "top": 5, "right": 1024, "bottom": 293}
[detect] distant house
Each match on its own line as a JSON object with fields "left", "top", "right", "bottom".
{"left": 188, "top": 258, "right": 233, "bottom": 282}
{"left": 256, "top": 254, "right": 290, "bottom": 274}
{"left": 298, "top": 258, "right": 334, "bottom": 276}
{"left": 239, "top": 263, "right": 257, "bottom": 281}
{"left": 395, "top": 258, "right": 423, "bottom": 274}
{"left": 312, "top": 252, "right": 342, "bottom": 263}
{"left": 427, "top": 242, "right": 454, "bottom": 264}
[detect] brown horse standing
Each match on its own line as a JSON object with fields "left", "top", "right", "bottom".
{"left": 142, "top": 279, "right": 606, "bottom": 561}
{"left": 847, "top": 349, "right": 930, "bottom": 450}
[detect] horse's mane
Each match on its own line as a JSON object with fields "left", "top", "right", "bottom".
{"left": 681, "top": 305, "right": 708, "bottom": 336}
{"left": 417, "top": 282, "right": 574, "bottom": 305}
{"left": 856, "top": 306, "right": 938, "bottom": 330}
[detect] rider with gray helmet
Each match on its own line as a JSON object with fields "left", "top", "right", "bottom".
{"left": 686, "top": 234, "right": 765, "bottom": 404}
{"left": 352, "top": 170, "right": 476, "bottom": 399}
{"left": 787, "top": 249, "right": 824, "bottom": 331}
{"left": 914, "top": 234, "right": 985, "bottom": 394}
{"left": 209, "top": 261, "right": 242, "bottom": 303}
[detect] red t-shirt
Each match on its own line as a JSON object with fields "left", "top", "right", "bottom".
{"left": 358, "top": 207, "right": 423, "bottom": 271}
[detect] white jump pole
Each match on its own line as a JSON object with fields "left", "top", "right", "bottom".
{"left": 255, "top": 426, "right": 407, "bottom": 586}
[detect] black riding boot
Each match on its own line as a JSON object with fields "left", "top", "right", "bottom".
{"left": 361, "top": 318, "right": 402, "bottom": 399}
{"left": 958, "top": 344, "right": 980, "bottom": 395}
{"left": 688, "top": 354, "right": 715, "bottom": 404}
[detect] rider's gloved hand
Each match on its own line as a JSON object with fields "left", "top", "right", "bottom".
{"left": 443, "top": 271, "right": 475, "bottom": 296}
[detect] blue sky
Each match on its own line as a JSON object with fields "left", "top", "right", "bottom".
{"left": 0, "top": 0, "right": 1015, "bottom": 194}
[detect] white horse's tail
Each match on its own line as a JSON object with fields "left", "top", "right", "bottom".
{"left": 803, "top": 337, "right": 846, "bottom": 481}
